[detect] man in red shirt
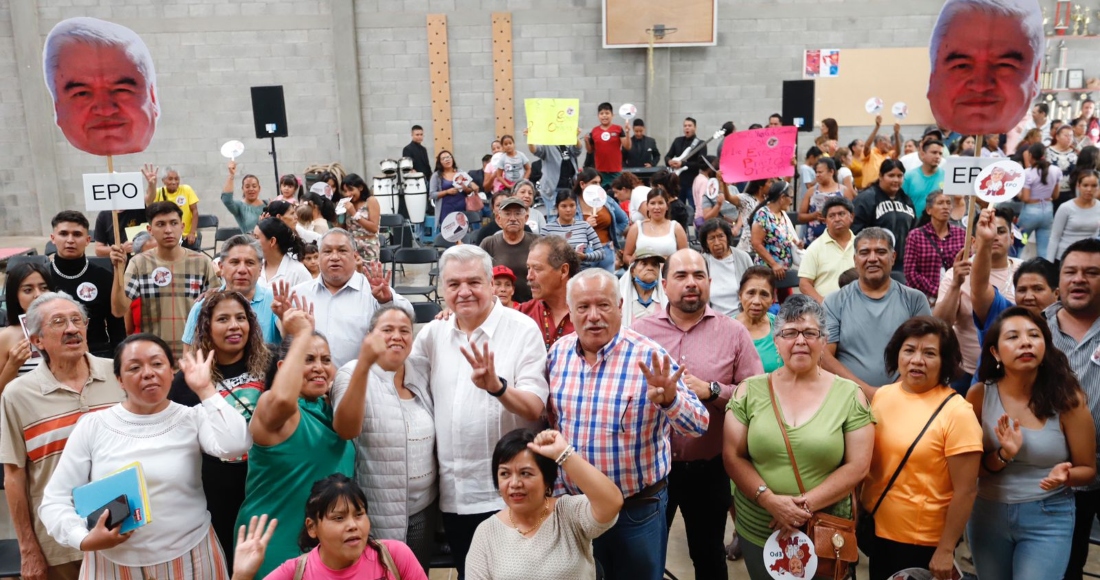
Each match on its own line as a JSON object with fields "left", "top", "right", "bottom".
{"left": 585, "top": 102, "right": 631, "bottom": 187}
{"left": 516, "top": 236, "right": 577, "bottom": 348}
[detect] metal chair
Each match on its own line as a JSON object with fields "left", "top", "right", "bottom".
{"left": 0, "top": 539, "right": 20, "bottom": 578}
{"left": 197, "top": 215, "right": 220, "bottom": 257}
{"left": 45, "top": 241, "right": 58, "bottom": 255}
{"left": 214, "top": 227, "right": 244, "bottom": 256}
{"left": 412, "top": 301, "right": 442, "bottom": 324}
{"left": 391, "top": 248, "right": 439, "bottom": 302}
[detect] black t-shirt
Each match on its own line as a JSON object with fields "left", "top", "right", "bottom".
{"left": 169, "top": 358, "right": 264, "bottom": 563}
{"left": 50, "top": 257, "right": 125, "bottom": 358}
{"left": 557, "top": 146, "right": 577, "bottom": 190}
{"left": 93, "top": 208, "right": 147, "bottom": 246}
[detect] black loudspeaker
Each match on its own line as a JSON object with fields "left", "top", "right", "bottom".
{"left": 250, "top": 86, "right": 288, "bottom": 139}
{"left": 782, "top": 80, "right": 815, "bottom": 133}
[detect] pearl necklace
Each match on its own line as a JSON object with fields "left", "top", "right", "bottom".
{"left": 507, "top": 498, "right": 549, "bottom": 536}
{"left": 51, "top": 256, "right": 88, "bottom": 280}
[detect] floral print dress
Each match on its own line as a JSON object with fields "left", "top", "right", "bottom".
{"left": 752, "top": 206, "right": 794, "bottom": 268}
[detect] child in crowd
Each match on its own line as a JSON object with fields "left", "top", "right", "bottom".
{"left": 301, "top": 242, "right": 320, "bottom": 279}
{"left": 492, "top": 265, "right": 517, "bottom": 308}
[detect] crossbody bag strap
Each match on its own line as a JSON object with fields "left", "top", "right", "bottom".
{"left": 868, "top": 392, "right": 958, "bottom": 516}
{"left": 370, "top": 538, "right": 403, "bottom": 580}
{"left": 767, "top": 373, "right": 807, "bottom": 495}
{"left": 292, "top": 554, "right": 308, "bottom": 580}
{"left": 919, "top": 225, "right": 950, "bottom": 270}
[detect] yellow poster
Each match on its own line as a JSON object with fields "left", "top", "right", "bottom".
{"left": 524, "top": 98, "right": 580, "bottom": 146}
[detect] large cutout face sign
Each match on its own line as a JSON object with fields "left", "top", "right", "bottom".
{"left": 44, "top": 17, "right": 159, "bottom": 156}
{"left": 927, "top": 0, "right": 1043, "bottom": 136}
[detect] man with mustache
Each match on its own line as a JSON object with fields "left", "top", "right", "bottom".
{"left": 927, "top": 0, "right": 1043, "bottom": 136}
{"left": 480, "top": 197, "right": 539, "bottom": 302}
{"left": 0, "top": 292, "right": 124, "bottom": 580}
{"left": 820, "top": 227, "right": 932, "bottom": 400}
{"left": 517, "top": 236, "right": 577, "bottom": 348}
{"left": 547, "top": 268, "right": 708, "bottom": 580}
{"left": 412, "top": 244, "right": 547, "bottom": 578}
{"left": 180, "top": 235, "right": 281, "bottom": 350}
{"left": 1046, "top": 238, "right": 1100, "bottom": 580}
{"left": 632, "top": 249, "right": 762, "bottom": 579}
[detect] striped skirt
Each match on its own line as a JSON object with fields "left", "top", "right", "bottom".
{"left": 78, "top": 526, "right": 229, "bottom": 580}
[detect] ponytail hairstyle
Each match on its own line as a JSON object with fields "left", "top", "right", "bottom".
{"left": 649, "top": 169, "right": 681, "bottom": 200}
{"left": 752, "top": 181, "right": 791, "bottom": 219}
{"left": 257, "top": 217, "right": 306, "bottom": 260}
{"left": 1027, "top": 142, "right": 1051, "bottom": 185}
{"left": 815, "top": 157, "right": 838, "bottom": 183}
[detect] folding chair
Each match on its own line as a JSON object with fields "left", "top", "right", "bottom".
{"left": 197, "top": 215, "right": 220, "bottom": 257}
{"left": 45, "top": 241, "right": 58, "bottom": 256}
{"left": 214, "top": 227, "right": 244, "bottom": 256}
{"left": 391, "top": 248, "right": 439, "bottom": 302}
{"left": 412, "top": 301, "right": 442, "bottom": 324}
{"left": 0, "top": 539, "right": 20, "bottom": 578}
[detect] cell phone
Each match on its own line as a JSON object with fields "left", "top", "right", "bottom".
{"left": 87, "top": 495, "right": 130, "bottom": 531}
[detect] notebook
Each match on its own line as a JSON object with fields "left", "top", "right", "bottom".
{"left": 72, "top": 462, "right": 152, "bottom": 534}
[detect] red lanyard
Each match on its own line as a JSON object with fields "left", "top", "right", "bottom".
{"left": 539, "top": 302, "right": 568, "bottom": 348}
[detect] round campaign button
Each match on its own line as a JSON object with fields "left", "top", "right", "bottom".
{"left": 762, "top": 529, "right": 818, "bottom": 580}
{"left": 76, "top": 282, "right": 98, "bottom": 302}
{"left": 706, "top": 177, "right": 720, "bottom": 200}
{"left": 600, "top": 131, "right": 611, "bottom": 142}
{"left": 973, "top": 160, "right": 1026, "bottom": 204}
{"left": 151, "top": 267, "right": 172, "bottom": 287}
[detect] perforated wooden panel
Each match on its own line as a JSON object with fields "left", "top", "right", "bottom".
{"left": 491, "top": 12, "right": 514, "bottom": 139}
{"left": 426, "top": 14, "right": 453, "bottom": 155}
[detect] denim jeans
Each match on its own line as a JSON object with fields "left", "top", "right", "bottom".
{"left": 967, "top": 491, "right": 1075, "bottom": 580}
{"left": 594, "top": 486, "right": 669, "bottom": 580}
{"left": 1017, "top": 201, "right": 1054, "bottom": 259}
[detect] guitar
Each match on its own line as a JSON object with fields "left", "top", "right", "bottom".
{"left": 671, "top": 127, "right": 731, "bottom": 175}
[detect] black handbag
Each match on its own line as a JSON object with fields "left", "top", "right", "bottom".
{"left": 857, "top": 392, "right": 957, "bottom": 549}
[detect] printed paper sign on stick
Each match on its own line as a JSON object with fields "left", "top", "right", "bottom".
{"left": 973, "top": 160, "right": 1026, "bottom": 204}
{"left": 942, "top": 157, "right": 997, "bottom": 196}
{"left": 525, "top": 98, "right": 580, "bottom": 146}
{"left": 719, "top": 127, "right": 797, "bottom": 183}
{"left": 83, "top": 172, "right": 146, "bottom": 212}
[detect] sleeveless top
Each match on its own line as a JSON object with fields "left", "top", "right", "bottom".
{"left": 805, "top": 186, "right": 843, "bottom": 244}
{"left": 234, "top": 397, "right": 355, "bottom": 578}
{"left": 634, "top": 220, "right": 678, "bottom": 259}
{"left": 978, "top": 382, "right": 1070, "bottom": 503}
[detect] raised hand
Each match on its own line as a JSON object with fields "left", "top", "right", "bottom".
{"left": 357, "top": 328, "right": 389, "bottom": 363}
{"left": 141, "top": 163, "right": 159, "bottom": 186}
{"left": 1040, "top": 462, "right": 1072, "bottom": 490}
{"left": 271, "top": 280, "right": 295, "bottom": 320}
{"left": 109, "top": 245, "right": 127, "bottom": 269}
{"left": 7, "top": 339, "right": 31, "bottom": 368}
{"left": 233, "top": 515, "right": 277, "bottom": 580}
{"left": 975, "top": 207, "right": 997, "bottom": 242}
{"left": 365, "top": 261, "right": 392, "bottom": 302}
{"left": 282, "top": 309, "right": 314, "bottom": 338}
{"left": 995, "top": 413, "right": 1023, "bottom": 459}
{"left": 874, "top": 115, "right": 883, "bottom": 127}
{"left": 79, "top": 509, "right": 133, "bottom": 552}
{"left": 228, "top": 160, "right": 237, "bottom": 177}
{"left": 638, "top": 352, "right": 685, "bottom": 407}
{"left": 179, "top": 348, "right": 216, "bottom": 398}
{"left": 527, "top": 429, "right": 569, "bottom": 461}
{"left": 460, "top": 341, "right": 501, "bottom": 393}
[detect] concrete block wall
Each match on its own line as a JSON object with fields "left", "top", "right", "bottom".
{"left": 2, "top": 0, "right": 1098, "bottom": 235}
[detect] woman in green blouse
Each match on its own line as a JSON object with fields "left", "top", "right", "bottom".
{"left": 724, "top": 295, "right": 874, "bottom": 580}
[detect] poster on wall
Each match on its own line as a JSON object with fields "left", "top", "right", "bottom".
{"left": 43, "top": 17, "right": 160, "bottom": 157}
{"left": 803, "top": 49, "right": 840, "bottom": 79}
{"left": 926, "top": 0, "right": 1042, "bottom": 135}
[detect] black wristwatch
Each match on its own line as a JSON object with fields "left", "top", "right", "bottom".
{"left": 706, "top": 381, "right": 721, "bottom": 402}
{"left": 489, "top": 376, "right": 508, "bottom": 398}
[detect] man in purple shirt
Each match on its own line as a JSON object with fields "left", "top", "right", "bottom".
{"left": 633, "top": 249, "right": 763, "bottom": 579}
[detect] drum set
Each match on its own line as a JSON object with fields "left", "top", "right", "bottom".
{"left": 373, "top": 157, "right": 428, "bottom": 223}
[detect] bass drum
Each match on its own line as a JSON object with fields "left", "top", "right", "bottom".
{"left": 402, "top": 172, "right": 428, "bottom": 223}
{"left": 372, "top": 176, "right": 397, "bottom": 215}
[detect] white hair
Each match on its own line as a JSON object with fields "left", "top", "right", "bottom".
{"left": 43, "top": 17, "right": 159, "bottom": 114}
{"left": 566, "top": 268, "right": 619, "bottom": 309}
{"left": 438, "top": 245, "right": 493, "bottom": 285}
{"left": 929, "top": 0, "right": 1044, "bottom": 73}
{"left": 25, "top": 292, "right": 87, "bottom": 338}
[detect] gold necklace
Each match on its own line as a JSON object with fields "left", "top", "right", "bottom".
{"left": 507, "top": 498, "right": 549, "bottom": 536}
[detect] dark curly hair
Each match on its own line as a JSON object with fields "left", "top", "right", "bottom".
{"left": 193, "top": 291, "right": 270, "bottom": 385}
{"left": 698, "top": 218, "right": 734, "bottom": 254}
{"left": 884, "top": 316, "right": 963, "bottom": 386}
{"left": 976, "top": 307, "right": 1083, "bottom": 420}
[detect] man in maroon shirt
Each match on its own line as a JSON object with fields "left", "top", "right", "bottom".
{"left": 516, "top": 236, "right": 577, "bottom": 348}
{"left": 585, "top": 102, "right": 631, "bottom": 188}
{"left": 633, "top": 248, "right": 763, "bottom": 579}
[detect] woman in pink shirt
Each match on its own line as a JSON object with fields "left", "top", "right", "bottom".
{"left": 231, "top": 474, "right": 427, "bottom": 580}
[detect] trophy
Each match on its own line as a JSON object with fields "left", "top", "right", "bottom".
{"left": 1043, "top": 6, "right": 1051, "bottom": 35}
{"left": 1072, "top": 4, "right": 1085, "bottom": 35}
{"left": 1059, "top": 99, "right": 1073, "bottom": 121}
{"left": 1055, "top": 0, "right": 1072, "bottom": 35}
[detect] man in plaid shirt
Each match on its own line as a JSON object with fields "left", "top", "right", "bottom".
{"left": 111, "top": 201, "right": 219, "bottom": 360}
{"left": 547, "top": 268, "right": 708, "bottom": 580}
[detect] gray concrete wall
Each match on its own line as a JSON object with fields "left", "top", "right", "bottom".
{"left": 2, "top": 0, "right": 1098, "bottom": 235}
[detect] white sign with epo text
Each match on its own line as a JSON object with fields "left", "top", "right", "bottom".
{"left": 83, "top": 172, "right": 146, "bottom": 212}
{"left": 942, "top": 157, "right": 997, "bottom": 196}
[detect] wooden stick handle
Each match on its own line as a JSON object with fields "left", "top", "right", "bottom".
{"left": 961, "top": 135, "right": 985, "bottom": 258}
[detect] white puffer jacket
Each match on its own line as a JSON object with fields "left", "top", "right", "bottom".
{"left": 332, "top": 355, "right": 435, "bottom": 541}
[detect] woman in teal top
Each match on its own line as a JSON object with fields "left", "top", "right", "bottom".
{"left": 220, "top": 160, "right": 266, "bottom": 233}
{"left": 234, "top": 309, "right": 355, "bottom": 579}
{"left": 735, "top": 265, "right": 784, "bottom": 372}
{"left": 725, "top": 295, "right": 874, "bottom": 580}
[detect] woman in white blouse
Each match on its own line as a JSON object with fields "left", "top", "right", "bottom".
{"left": 40, "top": 334, "right": 251, "bottom": 579}
{"left": 331, "top": 304, "right": 436, "bottom": 572}
{"left": 253, "top": 217, "right": 312, "bottom": 288}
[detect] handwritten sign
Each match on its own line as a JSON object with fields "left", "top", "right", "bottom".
{"left": 83, "top": 172, "right": 146, "bottom": 212}
{"left": 942, "top": 157, "right": 997, "bottom": 196}
{"left": 719, "top": 127, "right": 797, "bottom": 183}
{"left": 524, "top": 98, "right": 580, "bottom": 146}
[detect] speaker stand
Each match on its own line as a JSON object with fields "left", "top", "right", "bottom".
{"left": 268, "top": 136, "right": 280, "bottom": 188}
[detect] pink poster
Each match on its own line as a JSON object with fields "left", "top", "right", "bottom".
{"left": 719, "top": 126, "right": 797, "bottom": 183}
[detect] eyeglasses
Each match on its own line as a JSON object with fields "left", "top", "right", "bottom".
{"left": 776, "top": 328, "right": 822, "bottom": 340}
{"left": 46, "top": 315, "right": 87, "bottom": 330}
